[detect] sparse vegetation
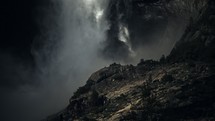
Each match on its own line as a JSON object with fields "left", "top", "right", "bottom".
{"left": 159, "top": 54, "right": 166, "bottom": 64}
{"left": 71, "top": 80, "right": 94, "bottom": 99}
{"left": 161, "top": 74, "right": 174, "bottom": 82}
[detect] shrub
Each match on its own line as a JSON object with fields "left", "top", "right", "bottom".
{"left": 161, "top": 74, "right": 174, "bottom": 82}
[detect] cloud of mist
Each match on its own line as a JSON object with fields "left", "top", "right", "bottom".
{"left": 0, "top": 0, "right": 111, "bottom": 121}
{"left": 0, "top": 0, "right": 205, "bottom": 121}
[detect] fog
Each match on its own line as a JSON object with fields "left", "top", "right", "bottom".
{"left": 1, "top": 0, "right": 111, "bottom": 121}
{"left": 0, "top": 0, "right": 190, "bottom": 121}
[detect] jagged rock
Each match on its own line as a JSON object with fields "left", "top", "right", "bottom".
{"left": 168, "top": 0, "right": 215, "bottom": 63}
{"left": 45, "top": 61, "right": 215, "bottom": 121}
{"left": 44, "top": 0, "right": 215, "bottom": 121}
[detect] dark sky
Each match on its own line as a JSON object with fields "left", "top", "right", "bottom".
{"left": 0, "top": 1, "right": 33, "bottom": 88}
{"left": 0, "top": 0, "right": 56, "bottom": 89}
{"left": 0, "top": 1, "right": 44, "bottom": 121}
{"left": 0, "top": 0, "right": 40, "bottom": 59}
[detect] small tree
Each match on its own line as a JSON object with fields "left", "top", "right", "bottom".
{"left": 160, "top": 55, "right": 166, "bottom": 63}
{"left": 137, "top": 59, "right": 145, "bottom": 66}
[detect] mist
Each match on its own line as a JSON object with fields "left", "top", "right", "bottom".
{"left": 1, "top": 0, "right": 111, "bottom": 121}
{"left": 0, "top": 0, "right": 192, "bottom": 121}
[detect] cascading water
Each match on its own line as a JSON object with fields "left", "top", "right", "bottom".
{"left": 40, "top": 0, "right": 111, "bottom": 114}
{"left": 50, "top": 0, "right": 111, "bottom": 88}
{"left": 0, "top": 0, "right": 209, "bottom": 121}
{"left": 15, "top": 1, "right": 112, "bottom": 121}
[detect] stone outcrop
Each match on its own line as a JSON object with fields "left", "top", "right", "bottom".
{"left": 44, "top": 0, "right": 215, "bottom": 121}
{"left": 45, "top": 61, "right": 215, "bottom": 121}
{"left": 168, "top": 0, "right": 215, "bottom": 63}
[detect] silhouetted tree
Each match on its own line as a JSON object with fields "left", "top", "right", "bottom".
{"left": 160, "top": 55, "right": 166, "bottom": 64}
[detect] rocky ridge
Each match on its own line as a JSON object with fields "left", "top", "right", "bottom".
{"left": 44, "top": 0, "right": 215, "bottom": 121}
{"left": 46, "top": 61, "right": 215, "bottom": 121}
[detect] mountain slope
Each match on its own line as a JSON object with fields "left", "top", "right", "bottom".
{"left": 168, "top": 0, "right": 215, "bottom": 63}
{"left": 45, "top": 61, "right": 215, "bottom": 121}
{"left": 44, "top": 0, "right": 215, "bottom": 121}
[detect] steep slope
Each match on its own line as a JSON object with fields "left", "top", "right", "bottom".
{"left": 44, "top": 0, "right": 215, "bottom": 121}
{"left": 45, "top": 62, "right": 215, "bottom": 121}
{"left": 168, "top": 0, "right": 215, "bottom": 62}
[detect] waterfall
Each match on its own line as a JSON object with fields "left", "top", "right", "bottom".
{"left": 30, "top": 0, "right": 111, "bottom": 120}
{"left": 50, "top": 0, "right": 111, "bottom": 86}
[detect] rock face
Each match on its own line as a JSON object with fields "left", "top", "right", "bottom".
{"left": 168, "top": 0, "right": 215, "bottom": 63}
{"left": 102, "top": 0, "right": 208, "bottom": 60}
{"left": 44, "top": 0, "right": 215, "bottom": 121}
{"left": 45, "top": 62, "right": 215, "bottom": 121}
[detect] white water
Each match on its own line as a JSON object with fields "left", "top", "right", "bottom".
{"left": 2, "top": 1, "right": 112, "bottom": 121}
{"left": 35, "top": 0, "right": 112, "bottom": 119}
